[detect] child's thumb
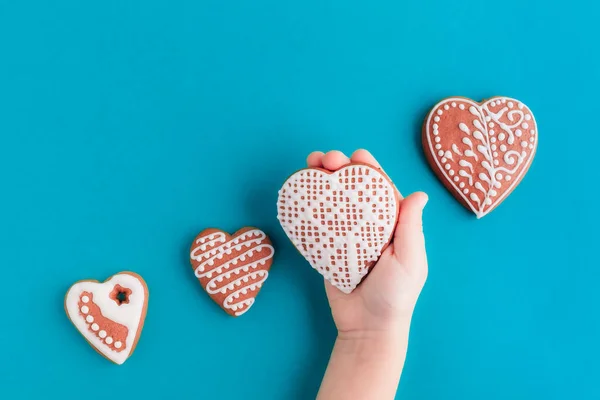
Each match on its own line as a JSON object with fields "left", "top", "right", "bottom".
{"left": 392, "top": 192, "right": 428, "bottom": 267}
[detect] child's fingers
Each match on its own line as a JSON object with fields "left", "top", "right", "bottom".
{"left": 322, "top": 150, "right": 351, "bottom": 171}
{"left": 392, "top": 192, "right": 428, "bottom": 270}
{"left": 350, "top": 149, "right": 381, "bottom": 169}
{"left": 307, "top": 151, "right": 325, "bottom": 168}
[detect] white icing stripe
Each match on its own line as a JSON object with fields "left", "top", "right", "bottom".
{"left": 191, "top": 230, "right": 266, "bottom": 263}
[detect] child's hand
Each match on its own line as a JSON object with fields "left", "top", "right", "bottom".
{"left": 307, "top": 149, "right": 428, "bottom": 337}
{"left": 312, "top": 149, "right": 428, "bottom": 400}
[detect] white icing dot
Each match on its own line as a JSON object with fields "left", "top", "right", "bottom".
{"left": 115, "top": 341, "right": 122, "bottom": 349}
{"left": 530, "top": 130, "right": 536, "bottom": 135}
{"left": 525, "top": 114, "right": 532, "bottom": 121}
{"left": 445, "top": 164, "right": 451, "bottom": 170}
{"left": 105, "top": 337, "right": 113, "bottom": 345}
{"left": 530, "top": 137, "right": 535, "bottom": 142}
{"left": 99, "top": 330, "right": 107, "bottom": 338}
{"left": 500, "top": 144, "right": 507, "bottom": 152}
{"left": 81, "top": 306, "right": 89, "bottom": 314}
{"left": 435, "top": 136, "right": 441, "bottom": 143}
{"left": 451, "top": 102, "right": 457, "bottom": 107}
{"left": 438, "top": 150, "right": 444, "bottom": 156}
{"left": 501, "top": 98, "right": 506, "bottom": 103}
{"left": 529, "top": 144, "right": 534, "bottom": 149}
{"left": 437, "top": 109, "right": 443, "bottom": 115}
{"left": 521, "top": 151, "right": 527, "bottom": 157}
{"left": 508, "top": 102, "right": 514, "bottom": 108}
{"left": 522, "top": 122, "right": 529, "bottom": 129}
{"left": 496, "top": 173, "right": 503, "bottom": 180}
{"left": 490, "top": 101, "right": 496, "bottom": 106}
{"left": 433, "top": 123, "right": 438, "bottom": 129}
{"left": 521, "top": 141, "right": 528, "bottom": 148}
{"left": 86, "top": 316, "right": 94, "bottom": 323}
{"left": 453, "top": 176, "right": 459, "bottom": 182}
{"left": 463, "top": 189, "right": 469, "bottom": 194}
{"left": 434, "top": 116, "right": 440, "bottom": 122}
{"left": 459, "top": 104, "right": 465, "bottom": 110}
{"left": 491, "top": 137, "right": 497, "bottom": 143}
{"left": 489, "top": 122, "right": 495, "bottom": 128}
{"left": 489, "top": 129, "right": 495, "bottom": 136}
{"left": 515, "top": 129, "right": 522, "bottom": 137}
{"left": 81, "top": 296, "right": 89, "bottom": 303}
{"left": 449, "top": 170, "right": 455, "bottom": 176}
{"left": 491, "top": 144, "right": 497, "bottom": 151}
{"left": 459, "top": 182, "right": 465, "bottom": 188}
{"left": 91, "top": 323, "right": 99, "bottom": 331}
{"left": 494, "top": 160, "right": 499, "bottom": 166}
{"left": 498, "top": 133, "right": 506, "bottom": 141}
{"left": 518, "top": 103, "right": 524, "bottom": 109}
{"left": 444, "top": 104, "right": 450, "bottom": 110}
{"left": 435, "top": 144, "right": 442, "bottom": 150}
{"left": 493, "top": 151, "right": 498, "bottom": 157}
{"left": 441, "top": 157, "right": 447, "bottom": 163}
{"left": 485, "top": 116, "right": 491, "bottom": 122}
{"left": 505, "top": 175, "right": 512, "bottom": 181}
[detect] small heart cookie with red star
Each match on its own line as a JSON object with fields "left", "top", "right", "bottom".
{"left": 65, "top": 272, "right": 148, "bottom": 365}
{"left": 277, "top": 163, "right": 400, "bottom": 294}
{"left": 423, "top": 96, "right": 537, "bottom": 218}
{"left": 190, "top": 227, "right": 275, "bottom": 317}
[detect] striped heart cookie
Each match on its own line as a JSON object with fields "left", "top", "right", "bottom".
{"left": 65, "top": 272, "right": 148, "bottom": 365}
{"left": 423, "top": 96, "right": 537, "bottom": 218}
{"left": 190, "top": 228, "right": 274, "bottom": 317}
{"left": 277, "top": 163, "right": 399, "bottom": 294}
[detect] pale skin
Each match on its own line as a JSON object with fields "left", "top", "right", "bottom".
{"left": 310, "top": 149, "right": 429, "bottom": 400}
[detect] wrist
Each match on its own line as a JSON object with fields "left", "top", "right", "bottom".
{"left": 335, "top": 324, "right": 411, "bottom": 363}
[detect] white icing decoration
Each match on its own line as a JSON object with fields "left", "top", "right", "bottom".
{"left": 434, "top": 116, "right": 440, "bottom": 122}
{"left": 115, "top": 341, "right": 122, "bottom": 349}
{"left": 86, "top": 315, "right": 94, "bottom": 323}
{"left": 81, "top": 306, "right": 89, "bottom": 314}
{"left": 435, "top": 144, "right": 442, "bottom": 150}
{"left": 425, "top": 97, "right": 537, "bottom": 218}
{"left": 444, "top": 104, "right": 449, "bottom": 110}
{"left": 65, "top": 273, "right": 147, "bottom": 365}
{"left": 521, "top": 141, "right": 528, "bottom": 148}
{"left": 452, "top": 102, "right": 457, "bottom": 107}
{"left": 459, "top": 104, "right": 465, "bottom": 110}
{"left": 449, "top": 170, "right": 455, "bottom": 176}
{"left": 441, "top": 157, "right": 447, "bottom": 163}
{"left": 106, "top": 337, "right": 113, "bottom": 345}
{"left": 459, "top": 182, "right": 465, "bottom": 188}
{"left": 277, "top": 165, "right": 397, "bottom": 294}
{"left": 191, "top": 229, "right": 274, "bottom": 315}
{"left": 438, "top": 150, "right": 444, "bottom": 157}
{"left": 82, "top": 296, "right": 89, "bottom": 303}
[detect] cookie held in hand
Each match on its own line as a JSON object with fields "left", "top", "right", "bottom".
{"left": 423, "top": 96, "right": 537, "bottom": 218}
{"left": 65, "top": 272, "right": 148, "bottom": 365}
{"left": 190, "top": 228, "right": 274, "bottom": 317}
{"left": 277, "top": 163, "right": 399, "bottom": 294}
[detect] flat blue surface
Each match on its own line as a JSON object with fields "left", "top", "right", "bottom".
{"left": 1, "top": 0, "right": 599, "bottom": 399}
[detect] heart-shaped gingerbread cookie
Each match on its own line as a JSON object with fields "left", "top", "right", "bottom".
{"left": 65, "top": 272, "right": 148, "bottom": 365}
{"left": 423, "top": 97, "right": 537, "bottom": 218}
{"left": 190, "top": 228, "right": 274, "bottom": 317}
{"left": 277, "top": 163, "right": 399, "bottom": 294}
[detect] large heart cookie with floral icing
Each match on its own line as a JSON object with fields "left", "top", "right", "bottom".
{"left": 423, "top": 96, "right": 537, "bottom": 218}
{"left": 65, "top": 272, "right": 148, "bottom": 365}
{"left": 190, "top": 227, "right": 274, "bottom": 317}
{"left": 277, "top": 163, "right": 400, "bottom": 294}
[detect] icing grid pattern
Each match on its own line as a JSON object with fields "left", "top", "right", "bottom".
{"left": 277, "top": 165, "right": 397, "bottom": 293}
{"left": 190, "top": 229, "right": 274, "bottom": 316}
{"left": 425, "top": 97, "right": 537, "bottom": 218}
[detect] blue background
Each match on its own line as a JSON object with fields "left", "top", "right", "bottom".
{"left": 1, "top": 0, "right": 598, "bottom": 399}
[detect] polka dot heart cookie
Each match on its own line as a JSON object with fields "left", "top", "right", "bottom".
{"left": 277, "top": 163, "right": 400, "bottom": 294}
{"left": 65, "top": 272, "right": 148, "bottom": 365}
{"left": 190, "top": 227, "right": 274, "bottom": 317}
{"left": 423, "top": 96, "right": 537, "bottom": 218}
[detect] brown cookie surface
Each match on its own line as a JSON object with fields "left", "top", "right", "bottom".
{"left": 190, "top": 227, "right": 274, "bottom": 317}
{"left": 423, "top": 96, "right": 537, "bottom": 218}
